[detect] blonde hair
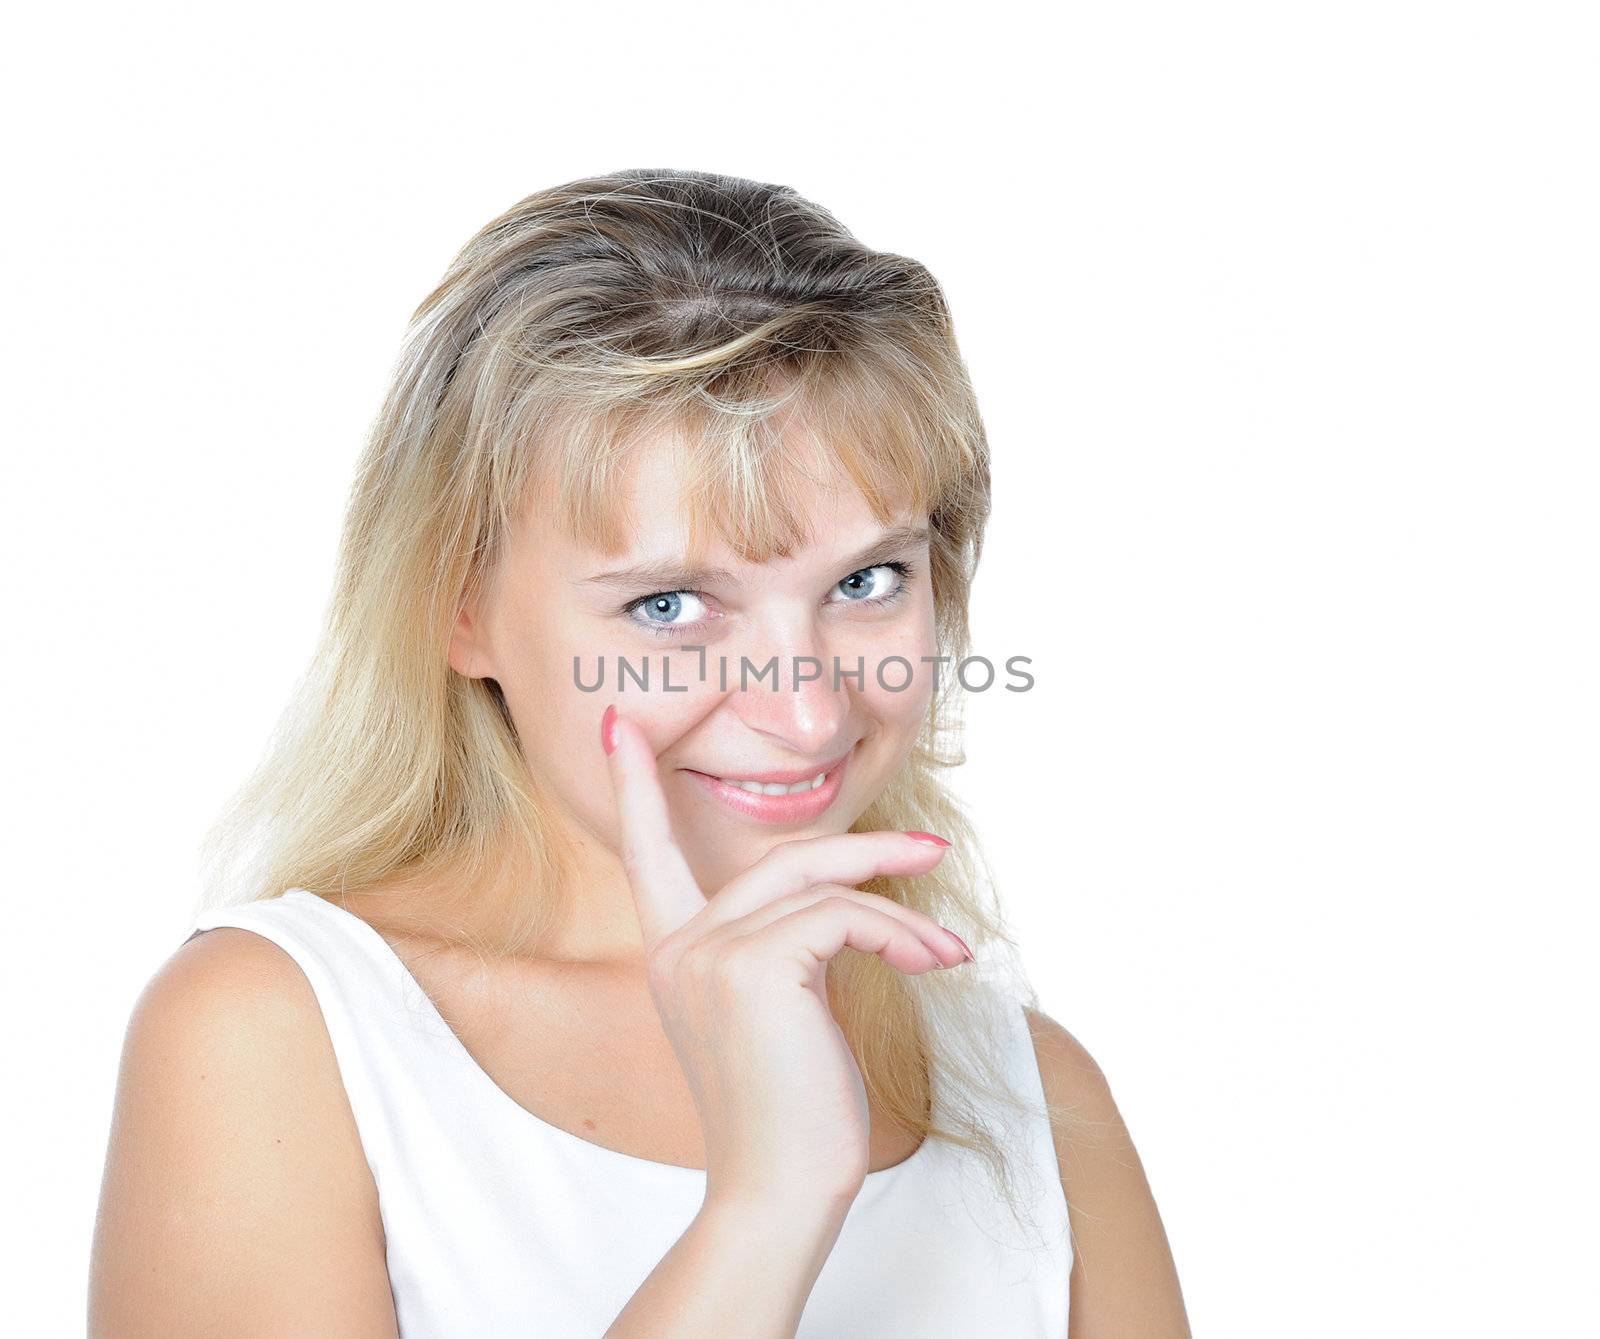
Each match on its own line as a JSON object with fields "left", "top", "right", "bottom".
{"left": 198, "top": 168, "right": 1077, "bottom": 1244}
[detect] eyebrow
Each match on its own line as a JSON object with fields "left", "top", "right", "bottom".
{"left": 579, "top": 524, "right": 931, "bottom": 592}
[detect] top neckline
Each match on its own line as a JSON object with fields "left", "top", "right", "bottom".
{"left": 279, "top": 888, "right": 937, "bottom": 1189}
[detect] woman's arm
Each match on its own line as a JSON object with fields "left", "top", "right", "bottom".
{"left": 1026, "top": 1008, "right": 1193, "bottom": 1338}
{"left": 88, "top": 928, "right": 399, "bottom": 1337}
{"left": 597, "top": 707, "right": 971, "bottom": 1334}
{"left": 604, "top": 1192, "right": 853, "bottom": 1337}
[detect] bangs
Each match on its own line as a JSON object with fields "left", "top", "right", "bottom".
{"left": 506, "top": 347, "right": 981, "bottom": 569}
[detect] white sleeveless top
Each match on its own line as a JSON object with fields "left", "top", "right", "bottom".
{"left": 187, "top": 889, "right": 1072, "bottom": 1335}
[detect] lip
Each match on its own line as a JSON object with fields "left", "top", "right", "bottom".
{"left": 682, "top": 749, "right": 852, "bottom": 825}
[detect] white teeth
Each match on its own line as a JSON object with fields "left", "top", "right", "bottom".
{"left": 717, "top": 771, "right": 827, "bottom": 795}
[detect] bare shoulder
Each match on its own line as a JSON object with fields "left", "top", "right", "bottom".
{"left": 89, "top": 925, "right": 398, "bottom": 1338}
{"left": 1023, "top": 1006, "right": 1193, "bottom": 1339}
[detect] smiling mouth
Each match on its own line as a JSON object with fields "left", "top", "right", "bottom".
{"left": 684, "top": 749, "right": 851, "bottom": 789}
{"left": 680, "top": 750, "right": 854, "bottom": 823}
{"left": 704, "top": 769, "right": 829, "bottom": 795}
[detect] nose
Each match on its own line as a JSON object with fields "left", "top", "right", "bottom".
{"left": 724, "top": 619, "right": 852, "bottom": 759}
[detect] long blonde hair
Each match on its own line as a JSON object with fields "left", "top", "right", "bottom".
{"left": 198, "top": 168, "right": 1076, "bottom": 1242}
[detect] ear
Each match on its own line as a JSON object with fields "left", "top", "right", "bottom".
{"left": 448, "top": 590, "right": 493, "bottom": 679}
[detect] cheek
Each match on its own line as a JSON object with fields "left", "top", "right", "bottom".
{"left": 830, "top": 599, "right": 940, "bottom": 713}
{"left": 481, "top": 605, "right": 613, "bottom": 812}
{"left": 850, "top": 662, "right": 936, "bottom": 743}
{"left": 506, "top": 648, "right": 724, "bottom": 824}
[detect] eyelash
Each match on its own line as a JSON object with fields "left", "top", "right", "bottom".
{"left": 621, "top": 560, "right": 916, "bottom": 641}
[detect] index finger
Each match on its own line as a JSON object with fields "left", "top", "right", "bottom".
{"left": 601, "top": 704, "right": 707, "bottom": 946}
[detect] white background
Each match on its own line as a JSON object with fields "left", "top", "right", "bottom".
{"left": 5, "top": 2, "right": 1595, "bottom": 1333}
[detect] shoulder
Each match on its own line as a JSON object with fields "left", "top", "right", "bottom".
{"left": 1022, "top": 1006, "right": 1193, "bottom": 1339}
{"left": 153, "top": 919, "right": 321, "bottom": 1011}
{"left": 89, "top": 925, "right": 396, "bottom": 1335}
{"left": 1023, "top": 1005, "right": 1111, "bottom": 1106}
{"left": 125, "top": 923, "right": 351, "bottom": 1095}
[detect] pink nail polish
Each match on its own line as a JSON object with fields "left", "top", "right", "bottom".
{"left": 600, "top": 704, "right": 619, "bottom": 756}
{"left": 904, "top": 831, "right": 951, "bottom": 847}
{"left": 947, "top": 930, "right": 975, "bottom": 962}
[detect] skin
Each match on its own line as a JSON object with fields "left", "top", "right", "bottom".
{"left": 597, "top": 706, "right": 972, "bottom": 1333}
{"left": 449, "top": 429, "right": 944, "bottom": 957}
{"left": 88, "top": 424, "right": 1190, "bottom": 1335}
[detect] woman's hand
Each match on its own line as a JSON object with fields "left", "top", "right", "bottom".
{"left": 601, "top": 704, "right": 972, "bottom": 1211}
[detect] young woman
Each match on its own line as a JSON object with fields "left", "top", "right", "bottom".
{"left": 89, "top": 169, "right": 1190, "bottom": 1337}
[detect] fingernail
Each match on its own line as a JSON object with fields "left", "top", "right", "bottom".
{"left": 904, "top": 831, "right": 951, "bottom": 847}
{"left": 947, "top": 930, "right": 975, "bottom": 962}
{"left": 600, "top": 704, "right": 619, "bottom": 756}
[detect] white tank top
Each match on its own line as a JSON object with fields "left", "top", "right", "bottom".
{"left": 187, "top": 889, "right": 1072, "bottom": 1335}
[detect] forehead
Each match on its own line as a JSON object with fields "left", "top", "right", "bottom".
{"left": 619, "top": 428, "right": 901, "bottom": 556}
{"left": 526, "top": 413, "right": 922, "bottom": 571}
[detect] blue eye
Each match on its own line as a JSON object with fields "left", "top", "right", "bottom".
{"left": 625, "top": 589, "right": 709, "bottom": 633}
{"left": 831, "top": 562, "right": 909, "bottom": 605}
{"left": 618, "top": 559, "right": 915, "bottom": 641}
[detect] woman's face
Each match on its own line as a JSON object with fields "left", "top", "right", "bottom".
{"left": 450, "top": 427, "right": 938, "bottom": 895}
